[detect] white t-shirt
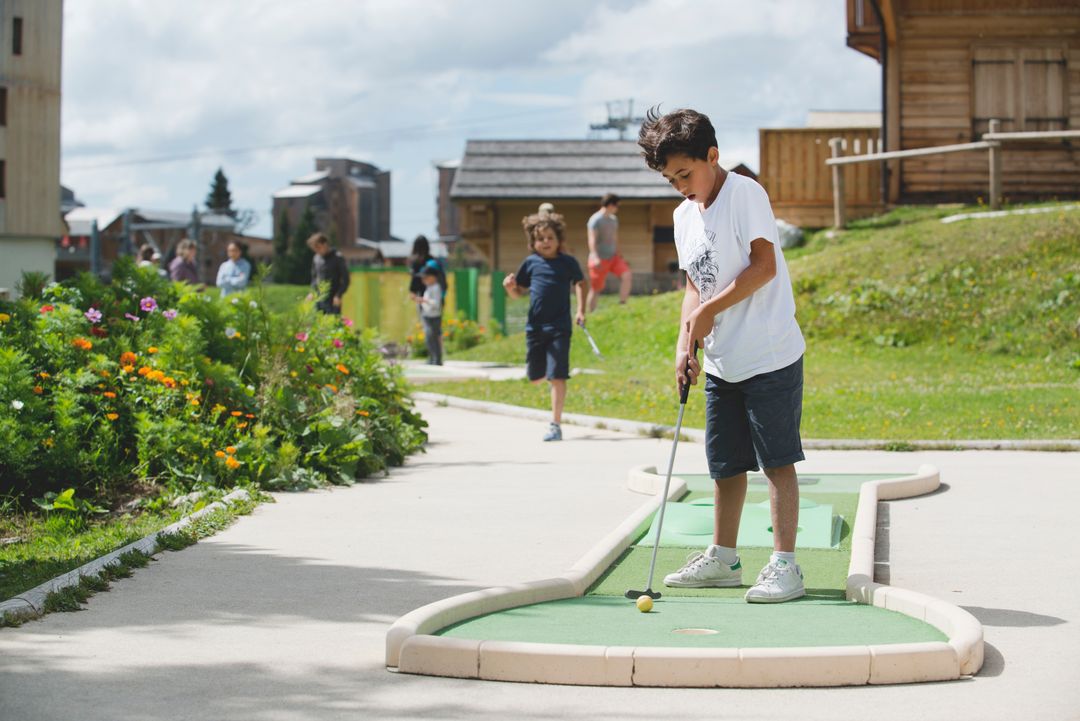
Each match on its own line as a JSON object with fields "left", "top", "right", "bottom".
{"left": 420, "top": 283, "right": 443, "bottom": 318}
{"left": 673, "top": 172, "right": 805, "bottom": 382}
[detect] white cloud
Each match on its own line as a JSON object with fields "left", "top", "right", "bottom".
{"left": 60, "top": 0, "right": 879, "bottom": 241}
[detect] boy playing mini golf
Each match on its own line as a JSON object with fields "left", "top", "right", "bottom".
{"left": 502, "top": 210, "right": 586, "bottom": 442}
{"left": 639, "top": 107, "right": 807, "bottom": 603}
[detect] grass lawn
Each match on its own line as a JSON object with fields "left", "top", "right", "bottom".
{"left": 427, "top": 203, "right": 1079, "bottom": 441}
{"left": 0, "top": 509, "right": 183, "bottom": 601}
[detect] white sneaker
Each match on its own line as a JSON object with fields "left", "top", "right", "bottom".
{"left": 663, "top": 552, "right": 743, "bottom": 588}
{"left": 744, "top": 560, "right": 805, "bottom": 603}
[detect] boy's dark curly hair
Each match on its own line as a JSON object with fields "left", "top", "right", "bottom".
{"left": 637, "top": 106, "right": 718, "bottom": 171}
{"left": 521, "top": 211, "right": 566, "bottom": 249}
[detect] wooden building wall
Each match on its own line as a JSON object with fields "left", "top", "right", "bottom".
{"left": 456, "top": 199, "right": 680, "bottom": 275}
{"left": 759, "top": 128, "right": 885, "bottom": 228}
{"left": 894, "top": 2, "right": 1080, "bottom": 201}
{"left": 0, "top": 0, "right": 63, "bottom": 238}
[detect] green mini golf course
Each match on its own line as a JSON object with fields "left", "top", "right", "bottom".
{"left": 437, "top": 473, "right": 944, "bottom": 649}
{"left": 387, "top": 464, "right": 983, "bottom": 686}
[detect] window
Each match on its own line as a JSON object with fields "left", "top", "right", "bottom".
{"left": 0, "top": 160, "right": 6, "bottom": 199}
{"left": 12, "top": 17, "right": 22, "bottom": 56}
{"left": 973, "top": 45, "right": 1068, "bottom": 137}
{"left": 0, "top": 87, "right": 6, "bottom": 126}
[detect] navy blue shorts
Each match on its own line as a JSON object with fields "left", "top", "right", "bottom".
{"left": 703, "top": 356, "right": 805, "bottom": 478}
{"left": 526, "top": 328, "right": 570, "bottom": 381}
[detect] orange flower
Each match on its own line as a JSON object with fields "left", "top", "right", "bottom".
{"left": 147, "top": 347, "right": 158, "bottom": 354}
{"left": 162, "top": 377, "right": 177, "bottom": 388}
{"left": 103, "top": 391, "right": 117, "bottom": 398}
{"left": 33, "top": 386, "right": 43, "bottom": 395}
{"left": 72, "top": 337, "right": 93, "bottom": 351}
{"left": 137, "top": 366, "right": 152, "bottom": 376}
{"left": 215, "top": 450, "right": 226, "bottom": 458}
{"left": 121, "top": 364, "right": 135, "bottom": 373}
{"left": 324, "top": 383, "right": 338, "bottom": 393}
{"left": 230, "top": 411, "right": 243, "bottom": 417}
{"left": 105, "top": 412, "right": 119, "bottom": 421}
{"left": 236, "top": 422, "right": 248, "bottom": 429}
{"left": 225, "top": 446, "right": 237, "bottom": 455}
{"left": 190, "top": 398, "right": 200, "bottom": 406}
{"left": 38, "top": 371, "right": 50, "bottom": 379}
{"left": 356, "top": 410, "right": 370, "bottom": 417}
{"left": 148, "top": 370, "right": 165, "bottom": 382}
{"left": 225, "top": 456, "right": 241, "bottom": 470}
{"left": 335, "top": 364, "right": 349, "bottom": 375}
{"left": 244, "top": 413, "right": 254, "bottom": 419}
{"left": 99, "top": 370, "right": 111, "bottom": 378}
{"left": 120, "top": 352, "right": 138, "bottom": 365}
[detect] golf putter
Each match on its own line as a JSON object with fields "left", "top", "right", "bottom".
{"left": 579, "top": 323, "right": 604, "bottom": 360}
{"left": 626, "top": 341, "right": 698, "bottom": 601}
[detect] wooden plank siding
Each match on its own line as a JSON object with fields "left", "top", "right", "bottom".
{"left": 894, "top": 7, "right": 1080, "bottom": 201}
{"left": 759, "top": 128, "right": 884, "bottom": 228}
{"left": 0, "top": 0, "right": 64, "bottom": 239}
{"left": 459, "top": 199, "right": 680, "bottom": 275}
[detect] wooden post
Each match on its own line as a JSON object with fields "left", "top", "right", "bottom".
{"left": 988, "top": 119, "right": 1002, "bottom": 210}
{"left": 829, "top": 137, "right": 846, "bottom": 229}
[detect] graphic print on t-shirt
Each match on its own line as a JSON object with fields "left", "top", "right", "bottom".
{"left": 685, "top": 229, "right": 721, "bottom": 301}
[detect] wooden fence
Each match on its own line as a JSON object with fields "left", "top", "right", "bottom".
{"left": 826, "top": 120, "right": 1080, "bottom": 227}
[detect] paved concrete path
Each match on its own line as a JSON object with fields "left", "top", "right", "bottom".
{"left": 1, "top": 401, "right": 1078, "bottom": 720}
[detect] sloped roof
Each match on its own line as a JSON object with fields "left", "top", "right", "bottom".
{"left": 272, "top": 184, "right": 323, "bottom": 199}
{"left": 450, "top": 140, "right": 682, "bottom": 201}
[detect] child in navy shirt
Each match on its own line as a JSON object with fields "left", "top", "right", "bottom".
{"left": 502, "top": 209, "right": 586, "bottom": 441}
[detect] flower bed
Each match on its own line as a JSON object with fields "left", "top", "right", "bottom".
{"left": 0, "top": 261, "right": 427, "bottom": 508}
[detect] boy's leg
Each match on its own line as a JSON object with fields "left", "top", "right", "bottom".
{"left": 740, "top": 357, "right": 806, "bottom": 603}
{"left": 614, "top": 255, "right": 632, "bottom": 305}
{"left": 550, "top": 379, "right": 566, "bottom": 425}
{"left": 764, "top": 464, "right": 799, "bottom": 552}
{"left": 587, "top": 259, "right": 608, "bottom": 312}
{"left": 714, "top": 472, "right": 748, "bottom": 547}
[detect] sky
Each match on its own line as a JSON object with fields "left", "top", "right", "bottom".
{"left": 60, "top": 0, "right": 881, "bottom": 242}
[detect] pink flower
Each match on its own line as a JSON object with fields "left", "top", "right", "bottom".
{"left": 162, "top": 309, "right": 178, "bottom": 320}
{"left": 295, "top": 332, "right": 309, "bottom": 342}
{"left": 84, "top": 308, "right": 103, "bottom": 323}
{"left": 124, "top": 313, "right": 140, "bottom": 322}
{"left": 333, "top": 338, "right": 344, "bottom": 348}
{"left": 342, "top": 318, "right": 354, "bottom": 327}
{"left": 140, "top": 297, "right": 158, "bottom": 313}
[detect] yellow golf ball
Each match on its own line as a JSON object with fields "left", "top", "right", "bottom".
{"left": 636, "top": 595, "right": 653, "bottom": 613}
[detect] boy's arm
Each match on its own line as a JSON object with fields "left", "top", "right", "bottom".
{"left": 586, "top": 227, "right": 598, "bottom": 262}
{"left": 573, "top": 279, "right": 586, "bottom": 326}
{"left": 684, "top": 238, "right": 777, "bottom": 348}
{"left": 678, "top": 276, "right": 703, "bottom": 389}
{"left": 501, "top": 272, "right": 524, "bottom": 299}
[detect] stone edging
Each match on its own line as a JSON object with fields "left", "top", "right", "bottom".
{"left": 413, "top": 392, "right": 1080, "bottom": 452}
{"left": 0, "top": 489, "right": 251, "bottom": 625}
{"left": 385, "top": 464, "right": 984, "bottom": 686}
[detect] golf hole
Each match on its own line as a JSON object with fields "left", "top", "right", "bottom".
{"left": 672, "top": 628, "right": 719, "bottom": 636}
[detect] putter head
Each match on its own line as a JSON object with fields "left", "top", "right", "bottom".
{"left": 624, "top": 589, "right": 662, "bottom": 601}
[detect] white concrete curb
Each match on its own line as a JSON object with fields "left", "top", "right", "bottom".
{"left": 385, "top": 466, "right": 686, "bottom": 669}
{"left": 0, "top": 489, "right": 251, "bottom": 624}
{"left": 414, "top": 392, "right": 1080, "bottom": 451}
{"left": 386, "top": 464, "right": 985, "bottom": 687}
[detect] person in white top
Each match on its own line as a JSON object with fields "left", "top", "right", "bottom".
{"left": 413, "top": 263, "right": 444, "bottom": 366}
{"left": 638, "top": 106, "right": 807, "bottom": 604}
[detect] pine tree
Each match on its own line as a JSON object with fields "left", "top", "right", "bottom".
{"left": 205, "top": 167, "right": 235, "bottom": 217}
{"left": 287, "top": 205, "right": 317, "bottom": 285}
{"left": 272, "top": 208, "right": 292, "bottom": 283}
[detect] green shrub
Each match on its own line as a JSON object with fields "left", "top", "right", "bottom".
{"left": 0, "top": 263, "right": 427, "bottom": 509}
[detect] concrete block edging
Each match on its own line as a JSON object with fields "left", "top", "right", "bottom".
{"left": 387, "top": 464, "right": 984, "bottom": 686}
{"left": 0, "top": 489, "right": 251, "bottom": 625}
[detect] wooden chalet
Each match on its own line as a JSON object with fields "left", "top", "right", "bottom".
{"left": 447, "top": 140, "right": 755, "bottom": 278}
{"left": 848, "top": 0, "right": 1080, "bottom": 203}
